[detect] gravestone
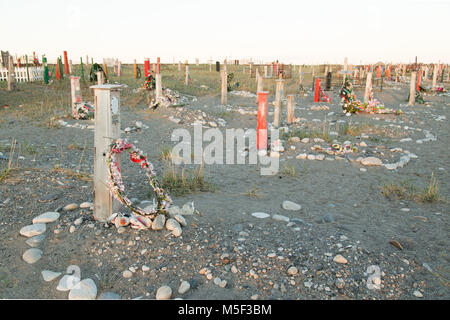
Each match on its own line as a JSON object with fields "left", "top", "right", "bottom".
{"left": 216, "top": 61, "right": 220, "bottom": 72}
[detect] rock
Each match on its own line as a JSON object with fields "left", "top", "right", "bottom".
{"left": 296, "top": 153, "right": 307, "bottom": 159}
{"left": 413, "top": 290, "right": 423, "bottom": 298}
{"left": 42, "top": 270, "right": 62, "bottom": 282}
{"left": 167, "top": 206, "right": 182, "bottom": 216}
{"left": 57, "top": 274, "right": 81, "bottom": 291}
{"left": 174, "top": 214, "right": 187, "bottom": 227}
{"left": 152, "top": 215, "right": 166, "bottom": 230}
{"left": 142, "top": 265, "right": 150, "bottom": 272}
{"left": 301, "top": 138, "right": 310, "bottom": 143}
{"left": 166, "top": 218, "right": 181, "bottom": 231}
{"left": 360, "top": 168, "right": 367, "bottom": 172}
{"left": 25, "top": 234, "right": 45, "bottom": 247}
{"left": 282, "top": 201, "right": 302, "bottom": 211}
{"left": 69, "top": 278, "right": 97, "bottom": 300}
{"left": 156, "top": 286, "right": 172, "bottom": 300}
{"left": 272, "top": 214, "right": 290, "bottom": 222}
{"left": 98, "top": 292, "right": 121, "bottom": 300}
{"left": 20, "top": 224, "right": 46, "bottom": 238}
{"left": 307, "top": 154, "right": 316, "bottom": 160}
{"left": 315, "top": 154, "right": 325, "bottom": 161}
{"left": 333, "top": 255, "right": 348, "bottom": 264}
{"left": 360, "top": 141, "right": 367, "bottom": 147}
{"left": 32, "top": 212, "right": 60, "bottom": 224}
{"left": 219, "top": 280, "right": 227, "bottom": 288}
{"left": 69, "top": 225, "right": 76, "bottom": 233}
{"left": 123, "top": 270, "right": 133, "bottom": 278}
{"left": 231, "top": 266, "right": 238, "bottom": 273}
{"left": 172, "top": 226, "right": 182, "bottom": 237}
{"left": 74, "top": 217, "right": 83, "bottom": 226}
{"left": 214, "top": 277, "right": 222, "bottom": 286}
{"left": 322, "top": 213, "right": 335, "bottom": 223}
{"left": 304, "top": 281, "right": 313, "bottom": 288}
{"left": 79, "top": 202, "right": 92, "bottom": 209}
{"left": 291, "top": 137, "right": 300, "bottom": 143}
{"left": 251, "top": 212, "right": 270, "bottom": 219}
{"left": 335, "top": 278, "right": 345, "bottom": 289}
{"left": 64, "top": 203, "right": 79, "bottom": 211}
{"left": 178, "top": 281, "right": 191, "bottom": 294}
{"left": 361, "top": 157, "right": 382, "bottom": 166}
{"left": 287, "top": 266, "right": 298, "bottom": 275}
{"left": 22, "top": 248, "right": 42, "bottom": 264}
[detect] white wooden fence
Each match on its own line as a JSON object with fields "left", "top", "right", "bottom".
{"left": 0, "top": 67, "right": 44, "bottom": 82}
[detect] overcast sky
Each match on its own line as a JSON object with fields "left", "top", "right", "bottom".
{"left": 2, "top": 0, "right": 449, "bottom": 64}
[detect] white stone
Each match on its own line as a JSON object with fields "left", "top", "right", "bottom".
{"left": 20, "top": 224, "right": 46, "bottom": 238}
{"left": 315, "top": 154, "right": 325, "bottom": 161}
{"left": 123, "top": 270, "right": 133, "bottom": 278}
{"left": 178, "top": 281, "right": 191, "bottom": 294}
{"left": 74, "top": 217, "right": 83, "bottom": 226}
{"left": 360, "top": 141, "right": 367, "bottom": 147}
{"left": 80, "top": 202, "right": 92, "bottom": 209}
{"left": 64, "top": 203, "right": 79, "bottom": 211}
{"left": 42, "top": 270, "right": 62, "bottom": 282}
{"left": 174, "top": 214, "right": 187, "bottom": 227}
{"left": 142, "top": 265, "right": 150, "bottom": 272}
{"left": 68, "top": 278, "right": 97, "bottom": 300}
{"left": 272, "top": 214, "right": 290, "bottom": 222}
{"left": 361, "top": 157, "right": 382, "bottom": 166}
{"left": 156, "top": 286, "right": 172, "bottom": 300}
{"left": 172, "top": 226, "right": 182, "bottom": 237}
{"left": 22, "top": 248, "right": 43, "bottom": 264}
{"left": 307, "top": 154, "right": 316, "bottom": 160}
{"left": 333, "top": 255, "right": 348, "bottom": 264}
{"left": 251, "top": 212, "right": 270, "bottom": 219}
{"left": 69, "top": 225, "right": 76, "bottom": 233}
{"left": 25, "top": 234, "right": 45, "bottom": 247}
{"left": 301, "top": 138, "right": 310, "bottom": 143}
{"left": 165, "top": 218, "right": 181, "bottom": 231}
{"left": 413, "top": 290, "right": 423, "bottom": 298}
{"left": 282, "top": 200, "right": 302, "bottom": 211}
{"left": 296, "top": 153, "right": 307, "bottom": 160}
{"left": 287, "top": 266, "right": 298, "bottom": 275}
{"left": 152, "top": 215, "right": 166, "bottom": 230}
{"left": 57, "top": 274, "right": 81, "bottom": 291}
{"left": 32, "top": 212, "right": 60, "bottom": 224}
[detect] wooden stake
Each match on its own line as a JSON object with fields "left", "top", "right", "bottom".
{"left": 364, "top": 72, "right": 373, "bottom": 103}
{"left": 185, "top": 65, "right": 189, "bottom": 85}
{"left": 286, "top": 95, "right": 295, "bottom": 125}
{"left": 273, "top": 79, "right": 284, "bottom": 128}
{"left": 97, "top": 71, "right": 104, "bottom": 85}
{"left": 221, "top": 70, "right": 228, "bottom": 105}
{"left": 91, "top": 84, "right": 123, "bottom": 221}
{"left": 408, "top": 71, "right": 416, "bottom": 106}
{"left": 117, "top": 61, "right": 121, "bottom": 77}
{"left": 432, "top": 64, "right": 438, "bottom": 89}
{"left": 70, "top": 76, "right": 82, "bottom": 117}
{"left": 155, "top": 73, "right": 162, "bottom": 99}
{"left": 7, "top": 55, "right": 16, "bottom": 91}
{"left": 134, "top": 59, "right": 137, "bottom": 78}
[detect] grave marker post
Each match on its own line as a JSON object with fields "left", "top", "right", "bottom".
{"left": 257, "top": 91, "right": 269, "bottom": 151}
{"left": 178, "top": 61, "right": 181, "bottom": 71}
{"left": 185, "top": 64, "right": 189, "bottom": 85}
{"left": 408, "top": 72, "right": 416, "bottom": 106}
{"left": 80, "top": 57, "right": 85, "bottom": 80}
{"left": 313, "top": 78, "right": 320, "bottom": 102}
{"left": 432, "top": 64, "right": 438, "bottom": 89}
{"left": 134, "top": 60, "right": 137, "bottom": 78}
{"left": 64, "top": 51, "right": 70, "bottom": 74}
{"left": 144, "top": 59, "right": 150, "bottom": 77}
{"left": 364, "top": 72, "right": 373, "bottom": 103}
{"left": 97, "top": 71, "right": 104, "bottom": 85}
{"left": 25, "top": 55, "right": 30, "bottom": 82}
{"left": 273, "top": 78, "right": 285, "bottom": 128}
{"left": 91, "top": 84, "right": 123, "bottom": 221}
{"left": 155, "top": 73, "right": 162, "bottom": 100}
{"left": 286, "top": 94, "right": 295, "bottom": 125}
{"left": 7, "top": 55, "right": 16, "bottom": 91}
{"left": 117, "top": 61, "right": 121, "bottom": 77}
{"left": 70, "top": 76, "right": 82, "bottom": 117}
{"left": 221, "top": 69, "right": 228, "bottom": 105}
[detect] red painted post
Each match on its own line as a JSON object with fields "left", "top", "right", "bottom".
{"left": 157, "top": 57, "right": 160, "bottom": 74}
{"left": 416, "top": 69, "right": 422, "bottom": 91}
{"left": 56, "top": 58, "right": 61, "bottom": 80}
{"left": 63, "top": 51, "right": 70, "bottom": 74}
{"left": 257, "top": 91, "right": 269, "bottom": 151}
{"left": 376, "top": 66, "right": 381, "bottom": 78}
{"left": 144, "top": 59, "right": 150, "bottom": 77}
{"left": 314, "top": 78, "right": 321, "bottom": 102}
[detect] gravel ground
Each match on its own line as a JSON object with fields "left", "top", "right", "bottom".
{"left": 0, "top": 81, "right": 449, "bottom": 300}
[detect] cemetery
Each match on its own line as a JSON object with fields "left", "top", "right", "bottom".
{"left": 1, "top": 53, "right": 448, "bottom": 300}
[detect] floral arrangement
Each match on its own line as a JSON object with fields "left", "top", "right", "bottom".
{"left": 340, "top": 76, "right": 357, "bottom": 112}
{"left": 319, "top": 86, "right": 331, "bottom": 103}
{"left": 105, "top": 139, "right": 171, "bottom": 228}
{"left": 143, "top": 74, "right": 155, "bottom": 91}
{"left": 73, "top": 102, "right": 95, "bottom": 120}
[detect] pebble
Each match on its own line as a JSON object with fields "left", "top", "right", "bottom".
{"left": 79, "top": 202, "right": 92, "bottom": 209}
{"left": 251, "top": 212, "right": 270, "bottom": 219}
{"left": 361, "top": 157, "right": 382, "bottom": 166}
{"left": 307, "top": 154, "right": 316, "bottom": 160}
{"left": 413, "top": 290, "right": 423, "bottom": 298}
{"left": 22, "top": 248, "right": 43, "bottom": 264}
{"left": 322, "top": 213, "right": 335, "bottom": 223}
{"left": 68, "top": 278, "right": 98, "bottom": 300}
{"left": 74, "top": 217, "right": 83, "bottom": 226}
{"left": 123, "top": 270, "right": 133, "bottom": 278}
{"left": 282, "top": 200, "right": 302, "bottom": 211}
{"left": 178, "top": 281, "right": 191, "bottom": 294}
{"left": 98, "top": 292, "right": 121, "bottom": 300}
{"left": 20, "top": 224, "right": 46, "bottom": 238}
{"left": 333, "top": 255, "right": 348, "bottom": 264}
{"left": 296, "top": 153, "right": 307, "bottom": 159}
{"left": 174, "top": 214, "right": 187, "bottom": 227}
{"left": 57, "top": 275, "right": 81, "bottom": 291}
{"left": 315, "top": 154, "right": 325, "bottom": 161}
{"left": 304, "top": 281, "right": 313, "bottom": 288}
{"left": 25, "top": 234, "right": 45, "bottom": 248}
{"left": 152, "top": 215, "right": 166, "bottom": 230}
{"left": 287, "top": 266, "right": 298, "bottom": 275}
{"left": 32, "top": 212, "right": 60, "bottom": 224}
{"left": 272, "top": 214, "right": 290, "bottom": 222}
{"left": 231, "top": 266, "right": 238, "bottom": 273}
{"left": 64, "top": 203, "right": 79, "bottom": 211}
{"left": 41, "top": 270, "right": 62, "bottom": 282}
{"left": 166, "top": 218, "right": 181, "bottom": 231}
{"left": 172, "top": 226, "right": 183, "bottom": 237}
{"left": 142, "top": 265, "right": 150, "bottom": 272}
{"left": 214, "top": 277, "right": 222, "bottom": 286}
{"left": 335, "top": 278, "right": 345, "bottom": 289}
{"left": 156, "top": 286, "right": 172, "bottom": 300}
{"left": 69, "top": 226, "right": 76, "bottom": 233}
{"left": 219, "top": 280, "right": 227, "bottom": 288}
